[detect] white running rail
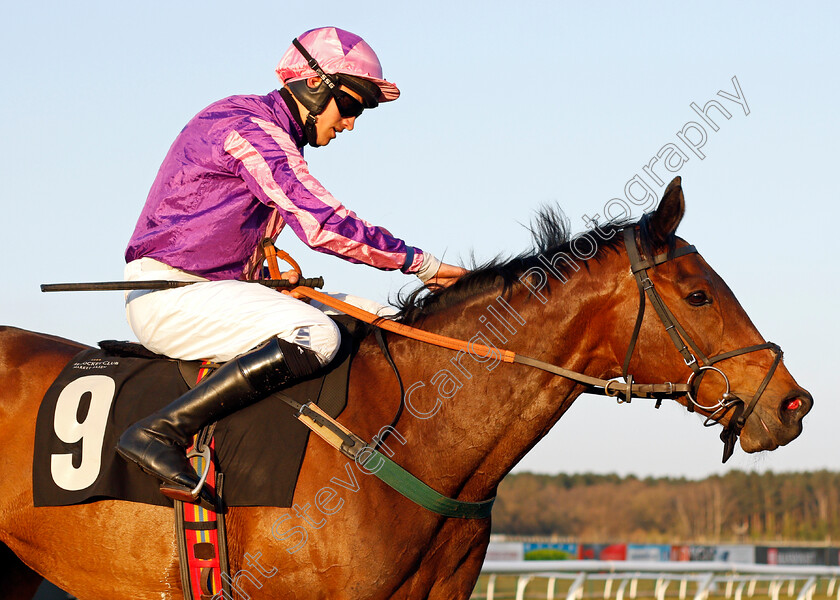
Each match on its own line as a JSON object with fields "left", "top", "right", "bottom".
{"left": 475, "top": 561, "right": 840, "bottom": 600}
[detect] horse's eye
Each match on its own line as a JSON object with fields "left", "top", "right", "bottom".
{"left": 686, "top": 291, "right": 711, "bottom": 306}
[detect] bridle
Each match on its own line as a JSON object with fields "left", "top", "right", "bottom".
{"left": 617, "top": 217, "right": 783, "bottom": 462}
{"left": 510, "top": 219, "right": 783, "bottom": 462}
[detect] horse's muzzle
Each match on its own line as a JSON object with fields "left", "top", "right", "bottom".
{"left": 740, "top": 388, "right": 812, "bottom": 452}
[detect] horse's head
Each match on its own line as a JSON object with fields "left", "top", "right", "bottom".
{"left": 618, "top": 177, "right": 811, "bottom": 460}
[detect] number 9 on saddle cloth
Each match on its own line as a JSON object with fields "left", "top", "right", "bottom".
{"left": 32, "top": 317, "right": 363, "bottom": 509}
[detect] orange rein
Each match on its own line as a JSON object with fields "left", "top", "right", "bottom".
{"left": 260, "top": 243, "right": 693, "bottom": 403}
{"left": 260, "top": 241, "right": 515, "bottom": 363}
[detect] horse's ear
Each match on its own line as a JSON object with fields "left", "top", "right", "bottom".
{"left": 648, "top": 176, "right": 685, "bottom": 246}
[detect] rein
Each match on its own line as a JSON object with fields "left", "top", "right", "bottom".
{"left": 268, "top": 221, "right": 784, "bottom": 518}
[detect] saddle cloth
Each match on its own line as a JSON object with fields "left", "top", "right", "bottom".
{"left": 33, "top": 319, "right": 361, "bottom": 508}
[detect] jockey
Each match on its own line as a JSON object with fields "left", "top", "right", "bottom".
{"left": 117, "top": 26, "right": 466, "bottom": 506}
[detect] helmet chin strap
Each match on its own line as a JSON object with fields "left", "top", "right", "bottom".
{"left": 303, "top": 113, "right": 321, "bottom": 147}
{"left": 287, "top": 78, "right": 332, "bottom": 147}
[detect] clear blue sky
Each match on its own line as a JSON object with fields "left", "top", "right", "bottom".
{"left": 1, "top": 1, "right": 837, "bottom": 479}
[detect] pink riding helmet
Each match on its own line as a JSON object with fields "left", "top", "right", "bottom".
{"left": 276, "top": 27, "right": 400, "bottom": 103}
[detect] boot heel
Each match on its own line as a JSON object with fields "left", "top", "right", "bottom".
{"left": 161, "top": 483, "right": 217, "bottom": 512}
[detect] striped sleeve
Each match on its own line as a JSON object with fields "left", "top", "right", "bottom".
{"left": 223, "top": 117, "right": 424, "bottom": 274}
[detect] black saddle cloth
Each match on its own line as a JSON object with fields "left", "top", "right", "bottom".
{"left": 33, "top": 318, "right": 365, "bottom": 508}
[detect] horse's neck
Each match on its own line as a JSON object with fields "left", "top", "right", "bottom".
{"left": 370, "top": 268, "right": 625, "bottom": 503}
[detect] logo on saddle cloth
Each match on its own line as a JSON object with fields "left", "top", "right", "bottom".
{"left": 33, "top": 334, "right": 356, "bottom": 509}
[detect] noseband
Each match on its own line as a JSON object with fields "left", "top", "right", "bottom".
{"left": 620, "top": 219, "right": 783, "bottom": 462}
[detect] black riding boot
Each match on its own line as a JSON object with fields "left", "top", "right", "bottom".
{"left": 116, "top": 337, "right": 322, "bottom": 506}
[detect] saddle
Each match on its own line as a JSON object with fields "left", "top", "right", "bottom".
{"left": 33, "top": 317, "right": 366, "bottom": 509}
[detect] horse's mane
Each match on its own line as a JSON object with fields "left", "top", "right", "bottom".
{"left": 394, "top": 206, "right": 628, "bottom": 324}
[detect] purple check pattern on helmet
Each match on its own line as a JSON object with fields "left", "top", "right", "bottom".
{"left": 275, "top": 26, "right": 400, "bottom": 103}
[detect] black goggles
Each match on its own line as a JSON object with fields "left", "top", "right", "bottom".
{"left": 332, "top": 87, "right": 365, "bottom": 119}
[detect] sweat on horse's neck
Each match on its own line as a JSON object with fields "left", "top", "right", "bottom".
{"left": 364, "top": 253, "right": 629, "bottom": 503}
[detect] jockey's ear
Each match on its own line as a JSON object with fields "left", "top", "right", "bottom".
{"left": 649, "top": 176, "right": 685, "bottom": 246}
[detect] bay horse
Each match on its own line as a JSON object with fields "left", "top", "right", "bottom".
{"left": 0, "top": 178, "right": 811, "bottom": 600}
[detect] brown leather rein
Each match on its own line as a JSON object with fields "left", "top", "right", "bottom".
{"left": 270, "top": 220, "right": 783, "bottom": 463}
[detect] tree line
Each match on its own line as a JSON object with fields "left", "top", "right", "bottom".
{"left": 492, "top": 470, "right": 840, "bottom": 543}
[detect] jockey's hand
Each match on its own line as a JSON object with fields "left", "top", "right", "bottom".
{"left": 428, "top": 262, "right": 468, "bottom": 288}
{"left": 279, "top": 269, "right": 307, "bottom": 299}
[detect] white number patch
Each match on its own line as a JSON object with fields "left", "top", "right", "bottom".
{"left": 50, "top": 375, "right": 116, "bottom": 491}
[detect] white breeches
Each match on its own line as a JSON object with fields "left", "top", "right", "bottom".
{"left": 124, "top": 258, "right": 394, "bottom": 364}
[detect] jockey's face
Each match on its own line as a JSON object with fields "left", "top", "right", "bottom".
{"left": 312, "top": 86, "right": 362, "bottom": 146}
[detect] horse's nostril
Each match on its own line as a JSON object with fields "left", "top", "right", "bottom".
{"left": 784, "top": 398, "right": 804, "bottom": 411}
